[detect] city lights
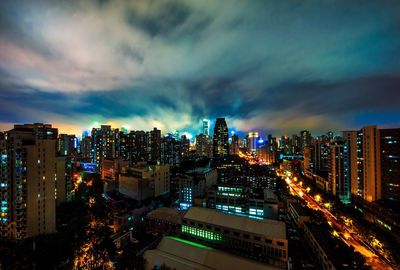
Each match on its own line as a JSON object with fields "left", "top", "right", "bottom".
{"left": 1, "top": 0, "right": 399, "bottom": 268}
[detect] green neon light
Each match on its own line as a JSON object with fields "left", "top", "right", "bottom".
{"left": 181, "top": 225, "right": 222, "bottom": 241}
{"left": 169, "top": 237, "right": 212, "bottom": 250}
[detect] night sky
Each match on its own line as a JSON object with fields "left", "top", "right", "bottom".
{"left": 1, "top": 0, "right": 400, "bottom": 136}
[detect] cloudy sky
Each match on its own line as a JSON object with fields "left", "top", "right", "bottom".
{"left": 1, "top": 0, "right": 400, "bottom": 136}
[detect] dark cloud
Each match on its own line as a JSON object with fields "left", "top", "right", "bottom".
{"left": 0, "top": 0, "right": 400, "bottom": 135}
{"left": 126, "top": 1, "right": 191, "bottom": 37}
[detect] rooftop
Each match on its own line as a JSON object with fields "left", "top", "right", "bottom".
{"left": 184, "top": 207, "right": 286, "bottom": 239}
{"left": 146, "top": 207, "right": 183, "bottom": 224}
{"left": 144, "top": 236, "right": 281, "bottom": 270}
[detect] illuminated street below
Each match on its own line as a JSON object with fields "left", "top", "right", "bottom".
{"left": 281, "top": 172, "right": 395, "bottom": 270}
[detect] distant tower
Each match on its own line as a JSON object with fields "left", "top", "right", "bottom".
{"left": 202, "top": 119, "right": 210, "bottom": 136}
{"left": 248, "top": 132, "right": 259, "bottom": 154}
{"left": 213, "top": 118, "right": 229, "bottom": 157}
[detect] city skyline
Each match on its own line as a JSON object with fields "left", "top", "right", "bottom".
{"left": 1, "top": 0, "right": 400, "bottom": 136}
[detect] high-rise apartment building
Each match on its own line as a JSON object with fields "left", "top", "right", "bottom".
{"left": 80, "top": 136, "right": 93, "bottom": 162}
{"left": 328, "top": 142, "right": 350, "bottom": 203}
{"left": 91, "top": 125, "right": 118, "bottom": 170}
{"left": 195, "top": 133, "right": 212, "bottom": 158}
{"left": 300, "top": 130, "right": 312, "bottom": 154}
{"left": 342, "top": 131, "right": 358, "bottom": 197}
{"left": 380, "top": 128, "right": 400, "bottom": 203}
{"left": 1, "top": 124, "right": 57, "bottom": 240}
{"left": 357, "top": 126, "right": 381, "bottom": 202}
{"left": 342, "top": 127, "right": 381, "bottom": 202}
{"left": 213, "top": 118, "right": 229, "bottom": 157}
{"left": 149, "top": 128, "right": 161, "bottom": 163}
{"left": 161, "top": 135, "right": 181, "bottom": 167}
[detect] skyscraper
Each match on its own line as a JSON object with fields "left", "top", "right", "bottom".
{"left": 357, "top": 126, "right": 381, "bottom": 202}
{"left": 213, "top": 118, "right": 229, "bottom": 157}
{"left": 195, "top": 133, "right": 212, "bottom": 158}
{"left": 230, "top": 134, "right": 239, "bottom": 155}
{"left": 149, "top": 127, "right": 161, "bottom": 163}
{"left": 1, "top": 124, "right": 57, "bottom": 240}
{"left": 328, "top": 141, "right": 350, "bottom": 203}
{"left": 80, "top": 136, "right": 93, "bottom": 162}
{"left": 91, "top": 125, "right": 119, "bottom": 170}
{"left": 161, "top": 135, "right": 180, "bottom": 166}
{"left": 380, "top": 128, "right": 400, "bottom": 203}
{"left": 342, "top": 131, "right": 358, "bottom": 197}
{"left": 300, "top": 130, "right": 312, "bottom": 154}
{"left": 202, "top": 119, "right": 210, "bottom": 136}
{"left": 247, "top": 132, "right": 259, "bottom": 154}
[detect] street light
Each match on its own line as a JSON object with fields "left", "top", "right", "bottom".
{"left": 306, "top": 187, "right": 311, "bottom": 193}
{"left": 315, "top": 195, "right": 321, "bottom": 202}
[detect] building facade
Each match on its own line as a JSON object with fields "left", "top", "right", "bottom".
{"left": 1, "top": 124, "right": 58, "bottom": 240}
{"left": 213, "top": 118, "right": 229, "bottom": 157}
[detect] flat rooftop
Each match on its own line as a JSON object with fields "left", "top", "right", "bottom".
{"left": 146, "top": 207, "right": 183, "bottom": 224}
{"left": 184, "top": 207, "right": 286, "bottom": 239}
{"left": 144, "top": 236, "right": 281, "bottom": 270}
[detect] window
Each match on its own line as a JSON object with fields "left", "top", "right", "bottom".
{"left": 277, "top": 241, "right": 284, "bottom": 246}
{"left": 234, "top": 232, "right": 240, "bottom": 237}
{"left": 254, "top": 236, "right": 261, "bottom": 241}
{"left": 265, "top": 239, "right": 272, "bottom": 244}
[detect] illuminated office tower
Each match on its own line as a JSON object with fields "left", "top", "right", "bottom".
{"left": 380, "top": 128, "right": 400, "bottom": 203}
{"left": 202, "top": 119, "right": 210, "bottom": 136}
{"left": 213, "top": 118, "right": 229, "bottom": 157}
{"left": 1, "top": 124, "right": 57, "bottom": 240}
{"left": 247, "top": 132, "right": 259, "bottom": 154}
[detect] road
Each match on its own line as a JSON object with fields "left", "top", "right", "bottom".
{"left": 283, "top": 174, "right": 394, "bottom": 270}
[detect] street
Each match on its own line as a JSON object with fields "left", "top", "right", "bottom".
{"left": 281, "top": 173, "right": 395, "bottom": 270}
